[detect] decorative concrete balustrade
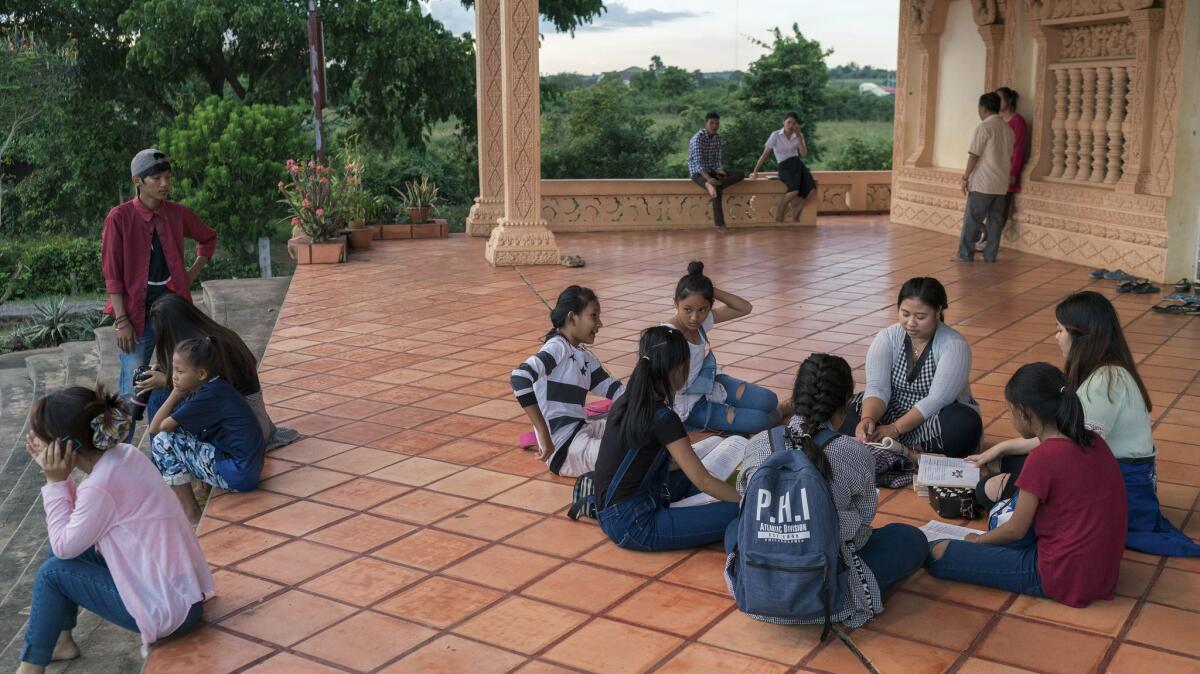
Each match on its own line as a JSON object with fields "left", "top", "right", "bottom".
{"left": 467, "top": 171, "right": 892, "bottom": 236}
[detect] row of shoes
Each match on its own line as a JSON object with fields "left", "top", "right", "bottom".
{"left": 1152, "top": 278, "right": 1200, "bottom": 315}
{"left": 1089, "top": 268, "right": 1160, "bottom": 295}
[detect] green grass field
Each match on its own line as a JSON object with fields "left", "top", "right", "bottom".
{"left": 807, "top": 120, "right": 893, "bottom": 169}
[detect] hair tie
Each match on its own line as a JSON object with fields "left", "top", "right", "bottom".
{"left": 1059, "top": 386, "right": 1065, "bottom": 394}
{"left": 799, "top": 432, "right": 812, "bottom": 440}
{"left": 90, "top": 408, "right": 132, "bottom": 451}
{"left": 640, "top": 355, "right": 651, "bottom": 362}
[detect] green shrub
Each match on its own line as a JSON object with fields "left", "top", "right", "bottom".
{"left": 825, "top": 137, "right": 893, "bottom": 171}
{"left": 159, "top": 97, "right": 310, "bottom": 252}
{"left": 0, "top": 238, "right": 103, "bottom": 299}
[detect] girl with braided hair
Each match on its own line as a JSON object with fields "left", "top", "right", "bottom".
{"left": 16, "top": 386, "right": 210, "bottom": 673}
{"left": 731, "top": 354, "right": 927, "bottom": 627}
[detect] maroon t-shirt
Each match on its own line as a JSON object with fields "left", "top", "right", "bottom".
{"left": 1016, "top": 436, "right": 1126, "bottom": 607}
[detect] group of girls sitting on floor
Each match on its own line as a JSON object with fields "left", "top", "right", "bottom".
{"left": 512, "top": 263, "right": 1199, "bottom": 627}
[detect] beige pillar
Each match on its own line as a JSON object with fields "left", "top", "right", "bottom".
{"left": 1116, "top": 8, "right": 1164, "bottom": 194}
{"left": 977, "top": 24, "right": 1006, "bottom": 91}
{"left": 466, "top": 0, "right": 504, "bottom": 237}
{"left": 901, "top": 0, "right": 949, "bottom": 167}
{"left": 484, "top": 0, "right": 559, "bottom": 266}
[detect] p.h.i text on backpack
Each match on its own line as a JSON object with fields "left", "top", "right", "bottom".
{"left": 728, "top": 425, "right": 844, "bottom": 640}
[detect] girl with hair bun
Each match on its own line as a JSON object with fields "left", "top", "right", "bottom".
{"left": 511, "top": 285, "right": 625, "bottom": 477}
{"left": 149, "top": 336, "right": 266, "bottom": 523}
{"left": 666, "top": 260, "right": 784, "bottom": 434}
{"left": 592, "top": 326, "right": 745, "bottom": 551}
{"left": 731, "top": 354, "right": 927, "bottom": 627}
{"left": 16, "top": 386, "right": 211, "bottom": 673}
{"left": 928, "top": 363, "right": 1126, "bottom": 608}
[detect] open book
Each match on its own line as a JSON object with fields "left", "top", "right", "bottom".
{"left": 668, "top": 436, "right": 748, "bottom": 509}
{"left": 919, "top": 520, "right": 980, "bottom": 542}
{"left": 913, "top": 454, "right": 980, "bottom": 496}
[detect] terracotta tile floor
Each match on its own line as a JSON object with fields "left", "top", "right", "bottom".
{"left": 145, "top": 217, "right": 1200, "bottom": 673}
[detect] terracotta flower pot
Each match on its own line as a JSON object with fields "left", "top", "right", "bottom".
{"left": 348, "top": 227, "right": 373, "bottom": 251}
{"left": 290, "top": 238, "right": 345, "bottom": 265}
{"left": 407, "top": 206, "right": 430, "bottom": 224}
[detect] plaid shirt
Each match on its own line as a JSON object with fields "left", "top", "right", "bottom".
{"left": 688, "top": 129, "right": 722, "bottom": 175}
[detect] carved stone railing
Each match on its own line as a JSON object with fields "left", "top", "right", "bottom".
{"left": 468, "top": 171, "right": 890, "bottom": 235}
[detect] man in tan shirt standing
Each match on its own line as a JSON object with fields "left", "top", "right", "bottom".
{"left": 954, "top": 92, "right": 1015, "bottom": 262}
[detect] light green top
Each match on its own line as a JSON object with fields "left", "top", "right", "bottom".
{"left": 1078, "top": 366, "right": 1155, "bottom": 459}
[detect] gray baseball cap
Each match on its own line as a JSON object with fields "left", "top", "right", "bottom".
{"left": 131, "top": 149, "right": 171, "bottom": 178}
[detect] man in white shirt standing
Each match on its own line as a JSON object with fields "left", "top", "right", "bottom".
{"left": 954, "top": 92, "right": 1014, "bottom": 263}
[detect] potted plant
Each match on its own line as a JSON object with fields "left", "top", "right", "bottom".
{"left": 338, "top": 156, "right": 378, "bottom": 252}
{"left": 394, "top": 176, "right": 439, "bottom": 225}
{"left": 279, "top": 158, "right": 345, "bottom": 264}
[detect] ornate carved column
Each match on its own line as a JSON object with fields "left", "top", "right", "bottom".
{"left": 1076, "top": 67, "right": 1095, "bottom": 182}
{"left": 1116, "top": 8, "right": 1164, "bottom": 193}
{"left": 1049, "top": 68, "right": 1068, "bottom": 178}
{"left": 484, "top": 0, "right": 560, "bottom": 266}
{"left": 973, "top": 1, "right": 1005, "bottom": 90}
{"left": 903, "top": 1, "right": 949, "bottom": 167}
{"left": 1090, "top": 67, "right": 1111, "bottom": 183}
{"left": 466, "top": 0, "right": 505, "bottom": 237}
{"left": 1106, "top": 66, "right": 1128, "bottom": 184}
{"left": 1064, "top": 67, "right": 1082, "bottom": 179}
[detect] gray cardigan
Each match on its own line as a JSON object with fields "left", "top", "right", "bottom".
{"left": 864, "top": 322, "right": 976, "bottom": 419}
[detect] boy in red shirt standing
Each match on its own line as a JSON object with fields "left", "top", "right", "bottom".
{"left": 103, "top": 149, "right": 217, "bottom": 402}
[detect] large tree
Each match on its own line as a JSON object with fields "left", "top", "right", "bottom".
{"left": 741, "top": 24, "right": 831, "bottom": 157}
{"left": 1, "top": 0, "right": 602, "bottom": 235}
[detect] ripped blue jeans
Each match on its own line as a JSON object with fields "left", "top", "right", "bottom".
{"left": 685, "top": 374, "right": 779, "bottom": 434}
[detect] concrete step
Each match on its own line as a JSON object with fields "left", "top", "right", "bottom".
{"left": 0, "top": 350, "right": 61, "bottom": 663}
{"left": 201, "top": 278, "right": 291, "bottom": 362}
{"left": 60, "top": 340, "right": 101, "bottom": 390}
{"left": 0, "top": 361, "right": 37, "bottom": 511}
{"left": 94, "top": 327, "right": 120, "bottom": 396}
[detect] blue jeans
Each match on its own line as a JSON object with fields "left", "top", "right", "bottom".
{"left": 925, "top": 534, "right": 1045, "bottom": 597}
{"left": 857, "top": 523, "right": 929, "bottom": 593}
{"left": 118, "top": 322, "right": 156, "bottom": 399}
{"left": 686, "top": 374, "right": 779, "bottom": 434}
{"left": 21, "top": 548, "right": 202, "bottom": 666}
{"left": 726, "top": 522, "right": 929, "bottom": 593}
{"left": 599, "top": 469, "right": 739, "bottom": 552}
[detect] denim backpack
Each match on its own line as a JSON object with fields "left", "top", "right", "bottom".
{"left": 728, "top": 425, "right": 843, "bottom": 639}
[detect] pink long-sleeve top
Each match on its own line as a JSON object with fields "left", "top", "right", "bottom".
{"left": 1008, "top": 113, "right": 1029, "bottom": 193}
{"left": 41, "top": 444, "right": 214, "bottom": 652}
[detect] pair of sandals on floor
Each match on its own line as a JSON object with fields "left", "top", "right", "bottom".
{"left": 1152, "top": 278, "right": 1200, "bottom": 315}
{"left": 1089, "top": 268, "right": 1160, "bottom": 295}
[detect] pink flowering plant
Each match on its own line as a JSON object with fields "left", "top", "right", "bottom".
{"left": 279, "top": 159, "right": 342, "bottom": 242}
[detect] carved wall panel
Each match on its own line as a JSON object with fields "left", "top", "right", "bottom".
{"left": 534, "top": 173, "right": 892, "bottom": 233}
{"left": 891, "top": 0, "right": 1188, "bottom": 282}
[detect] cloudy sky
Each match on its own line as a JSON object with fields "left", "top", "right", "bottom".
{"left": 425, "top": 0, "right": 900, "bottom": 74}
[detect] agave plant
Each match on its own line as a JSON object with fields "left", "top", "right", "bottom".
{"left": 15, "top": 297, "right": 88, "bottom": 348}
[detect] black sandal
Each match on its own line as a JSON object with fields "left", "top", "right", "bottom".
{"left": 1118, "top": 279, "right": 1160, "bottom": 294}
{"left": 1152, "top": 303, "right": 1200, "bottom": 315}
{"left": 1175, "top": 278, "right": 1192, "bottom": 294}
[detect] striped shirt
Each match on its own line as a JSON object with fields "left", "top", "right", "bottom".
{"left": 510, "top": 335, "right": 625, "bottom": 455}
